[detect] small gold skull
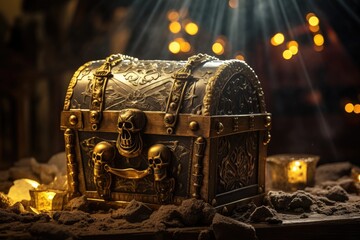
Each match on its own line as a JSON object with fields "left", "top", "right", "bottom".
{"left": 92, "top": 141, "right": 115, "bottom": 200}
{"left": 147, "top": 144, "right": 171, "bottom": 181}
{"left": 116, "top": 108, "right": 146, "bottom": 158}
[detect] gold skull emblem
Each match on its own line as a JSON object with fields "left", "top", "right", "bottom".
{"left": 147, "top": 144, "right": 171, "bottom": 181}
{"left": 92, "top": 141, "right": 115, "bottom": 200}
{"left": 116, "top": 108, "right": 146, "bottom": 158}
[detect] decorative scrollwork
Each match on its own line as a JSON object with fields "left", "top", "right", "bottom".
{"left": 218, "top": 133, "right": 257, "bottom": 192}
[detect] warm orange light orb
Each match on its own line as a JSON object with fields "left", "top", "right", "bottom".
{"left": 354, "top": 104, "right": 360, "bottom": 114}
{"left": 228, "top": 0, "right": 238, "bottom": 9}
{"left": 314, "top": 34, "right": 324, "bottom": 46}
{"left": 235, "top": 54, "right": 245, "bottom": 61}
{"left": 271, "top": 33, "right": 285, "bottom": 46}
{"left": 309, "top": 25, "right": 320, "bottom": 33}
{"left": 345, "top": 103, "right": 354, "bottom": 113}
{"left": 167, "top": 10, "right": 179, "bottom": 21}
{"left": 287, "top": 41, "right": 299, "bottom": 55}
{"left": 282, "top": 49, "right": 292, "bottom": 60}
{"left": 185, "top": 22, "right": 199, "bottom": 35}
{"left": 212, "top": 42, "right": 224, "bottom": 55}
{"left": 308, "top": 16, "right": 320, "bottom": 26}
{"left": 169, "top": 21, "right": 181, "bottom": 33}
{"left": 180, "top": 41, "right": 191, "bottom": 52}
{"left": 169, "top": 41, "right": 181, "bottom": 54}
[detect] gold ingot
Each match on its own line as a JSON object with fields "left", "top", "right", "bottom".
{"left": 68, "top": 115, "right": 78, "bottom": 126}
{"left": 189, "top": 121, "right": 199, "bottom": 131}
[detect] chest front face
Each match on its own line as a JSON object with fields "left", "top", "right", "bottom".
{"left": 61, "top": 54, "right": 271, "bottom": 209}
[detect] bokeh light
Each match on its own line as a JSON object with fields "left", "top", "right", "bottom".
{"left": 314, "top": 34, "right": 324, "bottom": 46}
{"left": 169, "top": 21, "right": 181, "bottom": 33}
{"left": 169, "top": 41, "right": 181, "bottom": 54}
{"left": 228, "top": 0, "right": 238, "bottom": 9}
{"left": 287, "top": 41, "right": 299, "bottom": 55}
{"left": 271, "top": 33, "right": 285, "bottom": 46}
{"left": 167, "top": 10, "right": 179, "bottom": 22}
{"left": 308, "top": 16, "right": 320, "bottom": 27}
{"left": 309, "top": 25, "right": 320, "bottom": 33}
{"left": 282, "top": 49, "right": 292, "bottom": 60}
{"left": 235, "top": 54, "right": 245, "bottom": 61}
{"left": 345, "top": 103, "right": 354, "bottom": 113}
{"left": 354, "top": 104, "right": 360, "bottom": 114}
{"left": 212, "top": 42, "right": 224, "bottom": 55}
{"left": 180, "top": 41, "right": 191, "bottom": 52}
{"left": 185, "top": 22, "right": 198, "bottom": 35}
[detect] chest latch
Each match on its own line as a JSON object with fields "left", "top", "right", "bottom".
{"left": 164, "top": 53, "right": 218, "bottom": 134}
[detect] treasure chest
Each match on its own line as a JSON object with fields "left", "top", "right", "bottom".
{"left": 60, "top": 53, "right": 271, "bottom": 210}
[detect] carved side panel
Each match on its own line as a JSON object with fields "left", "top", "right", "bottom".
{"left": 217, "top": 132, "right": 258, "bottom": 194}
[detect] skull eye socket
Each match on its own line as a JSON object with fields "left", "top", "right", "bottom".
{"left": 124, "top": 122, "right": 133, "bottom": 129}
{"left": 154, "top": 158, "right": 161, "bottom": 165}
{"left": 149, "top": 159, "right": 154, "bottom": 165}
{"left": 96, "top": 155, "right": 101, "bottom": 161}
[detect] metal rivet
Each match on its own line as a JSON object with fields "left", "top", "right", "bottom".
{"left": 258, "top": 186, "right": 264, "bottom": 193}
{"left": 68, "top": 115, "right": 78, "bottom": 126}
{"left": 216, "top": 122, "right": 224, "bottom": 134}
{"left": 164, "top": 113, "right": 174, "bottom": 124}
{"left": 265, "top": 115, "right": 271, "bottom": 128}
{"left": 90, "top": 111, "right": 98, "bottom": 120}
{"left": 189, "top": 121, "right": 199, "bottom": 131}
{"left": 91, "top": 124, "right": 98, "bottom": 131}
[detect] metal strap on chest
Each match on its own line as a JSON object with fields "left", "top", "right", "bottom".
{"left": 90, "top": 54, "right": 138, "bottom": 131}
{"left": 164, "top": 53, "right": 218, "bottom": 134}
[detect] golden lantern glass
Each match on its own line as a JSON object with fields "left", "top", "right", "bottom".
{"left": 29, "top": 189, "right": 67, "bottom": 212}
{"left": 266, "top": 154, "right": 319, "bottom": 191}
{"left": 351, "top": 166, "right": 360, "bottom": 183}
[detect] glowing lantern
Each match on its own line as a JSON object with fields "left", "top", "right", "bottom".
{"left": 351, "top": 167, "right": 360, "bottom": 183}
{"left": 267, "top": 154, "right": 319, "bottom": 191}
{"left": 30, "top": 189, "right": 67, "bottom": 212}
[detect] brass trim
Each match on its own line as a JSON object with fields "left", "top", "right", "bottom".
{"left": 164, "top": 54, "right": 218, "bottom": 134}
{"left": 191, "top": 136, "right": 206, "bottom": 199}
{"left": 64, "top": 62, "right": 92, "bottom": 111}
{"left": 61, "top": 110, "right": 271, "bottom": 137}
{"left": 90, "top": 54, "right": 138, "bottom": 130}
{"left": 64, "top": 128, "right": 80, "bottom": 198}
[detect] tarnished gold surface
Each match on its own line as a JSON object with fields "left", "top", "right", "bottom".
{"left": 62, "top": 53, "right": 270, "bottom": 208}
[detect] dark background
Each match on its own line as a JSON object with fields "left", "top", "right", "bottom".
{"left": 0, "top": 0, "right": 359, "bottom": 168}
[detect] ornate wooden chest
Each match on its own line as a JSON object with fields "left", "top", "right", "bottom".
{"left": 60, "top": 53, "right": 271, "bottom": 210}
